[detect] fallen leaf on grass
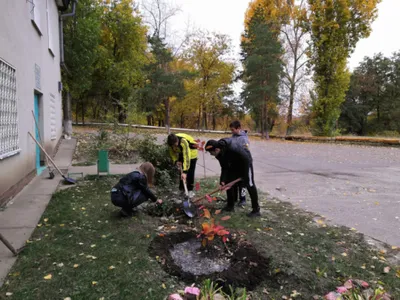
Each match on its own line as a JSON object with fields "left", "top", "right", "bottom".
{"left": 384, "top": 266, "right": 390, "bottom": 273}
{"left": 341, "top": 253, "right": 348, "bottom": 257}
{"left": 90, "top": 244, "right": 96, "bottom": 248}
{"left": 101, "top": 235, "right": 106, "bottom": 238}
{"left": 60, "top": 224, "right": 65, "bottom": 227}
{"left": 37, "top": 223, "right": 42, "bottom": 227}
{"left": 44, "top": 218, "right": 49, "bottom": 222}
{"left": 6, "top": 292, "right": 13, "bottom": 297}
{"left": 44, "top": 274, "right": 52, "bottom": 280}
{"left": 64, "top": 298, "right": 71, "bottom": 300}
{"left": 146, "top": 234, "right": 150, "bottom": 238}
{"left": 205, "top": 194, "right": 212, "bottom": 203}
{"left": 81, "top": 207, "right": 86, "bottom": 211}
{"left": 396, "top": 270, "right": 400, "bottom": 278}
{"left": 92, "top": 281, "right": 98, "bottom": 286}
{"left": 286, "top": 232, "right": 292, "bottom": 235}
{"left": 73, "top": 264, "right": 79, "bottom": 268}
{"left": 108, "top": 266, "right": 115, "bottom": 270}
{"left": 220, "top": 216, "right": 231, "bottom": 221}
{"left": 162, "top": 283, "right": 166, "bottom": 289}
{"left": 203, "top": 209, "right": 211, "bottom": 219}
{"left": 215, "top": 209, "right": 221, "bottom": 215}
{"left": 57, "top": 263, "right": 64, "bottom": 267}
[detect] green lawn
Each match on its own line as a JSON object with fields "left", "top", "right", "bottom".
{"left": 1, "top": 176, "right": 399, "bottom": 299}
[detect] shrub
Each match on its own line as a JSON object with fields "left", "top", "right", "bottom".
{"left": 135, "top": 134, "right": 176, "bottom": 187}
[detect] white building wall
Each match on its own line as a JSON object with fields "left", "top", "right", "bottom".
{"left": 0, "top": 0, "right": 63, "bottom": 201}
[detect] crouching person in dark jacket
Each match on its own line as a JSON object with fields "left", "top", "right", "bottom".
{"left": 111, "top": 162, "right": 162, "bottom": 217}
{"left": 205, "top": 139, "right": 260, "bottom": 217}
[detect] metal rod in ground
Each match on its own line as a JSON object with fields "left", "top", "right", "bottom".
{"left": 202, "top": 150, "right": 206, "bottom": 178}
{"left": 0, "top": 233, "right": 18, "bottom": 256}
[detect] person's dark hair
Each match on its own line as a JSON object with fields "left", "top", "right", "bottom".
{"left": 229, "top": 120, "right": 241, "bottom": 129}
{"left": 167, "top": 133, "right": 178, "bottom": 146}
{"left": 205, "top": 140, "right": 220, "bottom": 152}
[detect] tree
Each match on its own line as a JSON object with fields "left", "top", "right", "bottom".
{"left": 280, "top": 0, "right": 309, "bottom": 135}
{"left": 339, "top": 53, "right": 399, "bottom": 135}
{"left": 94, "top": 0, "right": 148, "bottom": 123}
{"left": 139, "top": 36, "right": 189, "bottom": 133}
{"left": 63, "top": 0, "right": 102, "bottom": 133}
{"left": 244, "top": 0, "right": 293, "bottom": 33}
{"left": 306, "top": 0, "right": 381, "bottom": 136}
{"left": 184, "top": 32, "right": 235, "bottom": 130}
{"left": 141, "top": 0, "right": 181, "bottom": 41}
{"left": 241, "top": 6, "right": 283, "bottom": 139}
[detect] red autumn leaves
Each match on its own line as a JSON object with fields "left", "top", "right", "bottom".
{"left": 198, "top": 208, "right": 230, "bottom": 247}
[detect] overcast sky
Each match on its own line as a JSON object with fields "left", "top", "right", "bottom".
{"left": 162, "top": 0, "right": 400, "bottom": 70}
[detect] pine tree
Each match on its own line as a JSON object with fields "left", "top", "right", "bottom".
{"left": 241, "top": 6, "right": 283, "bottom": 139}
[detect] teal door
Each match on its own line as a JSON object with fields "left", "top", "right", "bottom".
{"left": 34, "top": 95, "right": 45, "bottom": 175}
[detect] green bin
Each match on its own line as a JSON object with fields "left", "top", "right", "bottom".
{"left": 97, "top": 150, "right": 109, "bottom": 176}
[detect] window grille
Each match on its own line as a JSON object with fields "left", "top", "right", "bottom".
{"left": 0, "top": 59, "right": 20, "bottom": 160}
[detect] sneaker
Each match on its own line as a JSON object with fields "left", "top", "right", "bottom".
{"left": 237, "top": 199, "right": 246, "bottom": 208}
{"left": 222, "top": 205, "right": 235, "bottom": 212}
{"left": 247, "top": 210, "right": 261, "bottom": 218}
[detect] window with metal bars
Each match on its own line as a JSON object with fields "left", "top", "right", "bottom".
{"left": 0, "top": 59, "right": 20, "bottom": 160}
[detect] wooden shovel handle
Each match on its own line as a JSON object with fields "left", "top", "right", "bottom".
{"left": 28, "top": 132, "right": 63, "bottom": 176}
{"left": 193, "top": 178, "right": 242, "bottom": 204}
{"left": 0, "top": 233, "right": 18, "bottom": 256}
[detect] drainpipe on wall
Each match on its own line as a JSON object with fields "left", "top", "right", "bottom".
{"left": 59, "top": 0, "right": 77, "bottom": 140}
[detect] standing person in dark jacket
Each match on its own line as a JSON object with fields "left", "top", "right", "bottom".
{"left": 230, "top": 120, "right": 250, "bottom": 207}
{"left": 111, "top": 162, "right": 162, "bottom": 217}
{"left": 205, "top": 138, "right": 260, "bottom": 217}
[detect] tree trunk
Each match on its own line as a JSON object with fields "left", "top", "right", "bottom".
{"left": 286, "top": 86, "right": 295, "bottom": 136}
{"left": 202, "top": 111, "right": 208, "bottom": 130}
{"left": 212, "top": 113, "right": 216, "bottom": 130}
{"left": 197, "top": 104, "right": 202, "bottom": 130}
{"left": 264, "top": 100, "right": 269, "bottom": 140}
{"left": 180, "top": 113, "right": 185, "bottom": 128}
{"left": 63, "top": 91, "right": 73, "bottom": 139}
{"left": 81, "top": 100, "right": 85, "bottom": 125}
{"left": 164, "top": 98, "right": 171, "bottom": 134}
{"left": 75, "top": 100, "right": 79, "bottom": 124}
{"left": 260, "top": 107, "right": 265, "bottom": 139}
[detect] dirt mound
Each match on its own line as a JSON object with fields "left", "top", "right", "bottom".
{"left": 149, "top": 231, "right": 278, "bottom": 291}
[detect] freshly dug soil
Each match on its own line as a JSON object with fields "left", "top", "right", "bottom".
{"left": 149, "top": 231, "right": 278, "bottom": 291}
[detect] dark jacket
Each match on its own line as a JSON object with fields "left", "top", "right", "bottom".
{"left": 114, "top": 171, "right": 157, "bottom": 203}
{"left": 232, "top": 130, "right": 250, "bottom": 149}
{"left": 215, "top": 138, "right": 252, "bottom": 184}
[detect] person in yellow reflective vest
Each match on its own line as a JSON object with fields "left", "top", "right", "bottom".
{"left": 167, "top": 133, "right": 198, "bottom": 197}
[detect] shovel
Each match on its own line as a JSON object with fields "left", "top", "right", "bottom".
{"left": 28, "top": 132, "right": 76, "bottom": 184}
{"left": 182, "top": 180, "right": 197, "bottom": 218}
{"left": 192, "top": 178, "right": 242, "bottom": 204}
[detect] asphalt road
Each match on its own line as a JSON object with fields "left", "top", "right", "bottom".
{"left": 195, "top": 139, "right": 400, "bottom": 246}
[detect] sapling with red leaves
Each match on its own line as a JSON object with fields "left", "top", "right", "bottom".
{"left": 198, "top": 208, "right": 230, "bottom": 248}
